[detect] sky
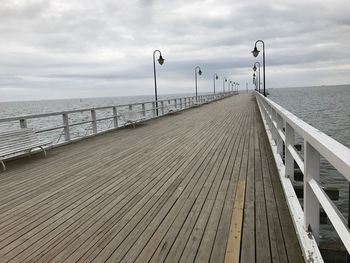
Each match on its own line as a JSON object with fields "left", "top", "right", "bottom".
{"left": 0, "top": 0, "right": 350, "bottom": 101}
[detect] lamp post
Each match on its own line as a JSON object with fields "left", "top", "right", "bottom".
{"left": 194, "top": 66, "right": 202, "bottom": 100}
{"left": 213, "top": 73, "right": 218, "bottom": 94}
{"left": 252, "top": 40, "right": 266, "bottom": 96}
{"left": 223, "top": 78, "right": 227, "bottom": 94}
{"left": 253, "top": 73, "right": 256, "bottom": 91}
{"left": 153, "top": 50, "right": 165, "bottom": 116}
{"left": 253, "top": 62, "right": 261, "bottom": 93}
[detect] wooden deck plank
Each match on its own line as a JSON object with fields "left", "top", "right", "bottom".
{"left": 254, "top": 106, "right": 272, "bottom": 263}
{"left": 130, "top": 112, "right": 246, "bottom": 263}
{"left": 240, "top": 108, "right": 256, "bottom": 262}
{"left": 0, "top": 93, "right": 304, "bottom": 263}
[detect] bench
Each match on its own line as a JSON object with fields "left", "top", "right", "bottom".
{"left": 119, "top": 110, "right": 146, "bottom": 128}
{"left": 164, "top": 105, "right": 180, "bottom": 115}
{"left": 0, "top": 128, "right": 52, "bottom": 171}
{"left": 192, "top": 101, "right": 202, "bottom": 107}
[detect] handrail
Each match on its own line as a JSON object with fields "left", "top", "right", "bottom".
{"left": 0, "top": 92, "right": 236, "bottom": 146}
{"left": 0, "top": 93, "right": 225, "bottom": 122}
{"left": 255, "top": 92, "right": 350, "bottom": 262}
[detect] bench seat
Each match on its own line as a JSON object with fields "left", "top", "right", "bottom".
{"left": 0, "top": 129, "right": 52, "bottom": 170}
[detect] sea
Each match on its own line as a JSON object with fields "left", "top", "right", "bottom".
{"left": 0, "top": 85, "right": 349, "bottom": 261}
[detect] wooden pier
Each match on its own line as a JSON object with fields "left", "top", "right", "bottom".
{"left": 0, "top": 94, "right": 303, "bottom": 262}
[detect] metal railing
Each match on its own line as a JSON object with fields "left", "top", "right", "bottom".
{"left": 255, "top": 92, "right": 350, "bottom": 262}
{"left": 0, "top": 92, "right": 235, "bottom": 147}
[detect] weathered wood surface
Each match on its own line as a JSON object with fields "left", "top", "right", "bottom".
{"left": 0, "top": 94, "right": 303, "bottom": 262}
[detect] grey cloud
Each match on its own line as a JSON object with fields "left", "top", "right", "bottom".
{"left": 0, "top": 0, "right": 349, "bottom": 101}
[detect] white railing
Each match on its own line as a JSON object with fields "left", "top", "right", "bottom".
{"left": 255, "top": 92, "right": 350, "bottom": 262}
{"left": 0, "top": 92, "right": 235, "bottom": 147}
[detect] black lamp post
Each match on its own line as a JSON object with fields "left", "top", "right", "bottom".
{"left": 223, "top": 78, "right": 227, "bottom": 93}
{"left": 153, "top": 50, "right": 165, "bottom": 116}
{"left": 253, "top": 62, "right": 261, "bottom": 93}
{"left": 195, "top": 66, "right": 202, "bottom": 100}
{"left": 213, "top": 73, "right": 218, "bottom": 94}
{"left": 253, "top": 73, "right": 257, "bottom": 91}
{"left": 252, "top": 40, "right": 266, "bottom": 96}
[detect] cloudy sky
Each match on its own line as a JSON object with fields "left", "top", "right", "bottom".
{"left": 0, "top": 0, "right": 349, "bottom": 101}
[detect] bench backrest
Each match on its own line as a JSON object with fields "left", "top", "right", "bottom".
{"left": 0, "top": 129, "right": 41, "bottom": 154}
{"left": 121, "top": 111, "right": 141, "bottom": 121}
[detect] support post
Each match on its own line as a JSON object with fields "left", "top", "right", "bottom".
{"left": 113, "top": 107, "right": 118, "bottom": 128}
{"left": 152, "top": 102, "right": 156, "bottom": 117}
{"left": 285, "top": 122, "right": 295, "bottom": 179}
{"left": 161, "top": 101, "right": 164, "bottom": 115}
{"left": 62, "top": 113, "right": 70, "bottom": 142}
{"left": 304, "top": 142, "right": 320, "bottom": 244}
{"left": 20, "top": 119, "right": 27, "bottom": 129}
{"left": 91, "top": 109, "right": 97, "bottom": 134}
{"left": 142, "top": 103, "right": 146, "bottom": 117}
{"left": 276, "top": 113, "right": 283, "bottom": 156}
{"left": 271, "top": 108, "right": 277, "bottom": 141}
{"left": 180, "top": 98, "right": 183, "bottom": 110}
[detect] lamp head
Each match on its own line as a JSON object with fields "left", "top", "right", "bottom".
{"left": 253, "top": 73, "right": 256, "bottom": 77}
{"left": 252, "top": 46, "right": 260, "bottom": 58}
{"left": 253, "top": 65, "right": 257, "bottom": 71}
{"left": 158, "top": 55, "right": 165, "bottom": 65}
{"left": 215, "top": 75, "right": 218, "bottom": 80}
{"left": 198, "top": 69, "right": 202, "bottom": 75}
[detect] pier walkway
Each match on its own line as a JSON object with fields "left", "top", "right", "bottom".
{"left": 0, "top": 94, "right": 303, "bottom": 262}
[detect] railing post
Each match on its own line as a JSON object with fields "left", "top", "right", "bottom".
{"left": 142, "top": 103, "right": 146, "bottom": 117}
{"left": 129, "top": 105, "right": 132, "bottom": 111}
{"left": 62, "top": 113, "right": 70, "bottom": 141}
{"left": 174, "top": 99, "right": 177, "bottom": 109}
{"left": 180, "top": 98, "right": 183, "bottom": 110}
{"left": 152, "top": 102, "right": 156, "bottom": 117}
{"left": 161, "top": 101, "right": 164, "bottom": 115}
{"left": 276, "top": 113, "right": 283, "bottom": 156}
{"left": 304, "top": 141, "right": 320, "bottom": 243}
{"left": 113, "top": 107, "right": 118, "bottom": 128}
{"left": 20, "top": 119, "right": 27, "bottom": 128}
{"left": 271, "top": 108, "right": 277, "bottom": 141}
{"left": 91, "top": 109, "right": 97, "bottom": 134}
{"left": 285, "top": 122, "right": 295, "bottom": 179}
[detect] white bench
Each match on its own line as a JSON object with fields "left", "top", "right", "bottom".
{"left": 164, "top": 105, "right": 180, "bottom": 115}
{"left": 0, "top": 128, "right": 52, "bottom": 171}
{"left": 192, "top": 101, "right": 202, "bottom": 107}
{"left": 119, "top": 110, "right": 146, "bottom": 128}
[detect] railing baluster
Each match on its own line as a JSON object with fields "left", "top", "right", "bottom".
{"left": 113, "top": 107, "right": 118, "bottom": 128}
{"left": 20, "top": 119, "right": 27, "bottom": 129}
{"left": 276, "top": 113, "right": 283, "bottom": 155}
{"left": 62, "top": 113, "right": 70, "bottom": 141}
{"left": 304, "top": 141, "right": 320, "bottom": 243}
{"left": 152, "top": 102, "right": 156, "bottom": 117}
{"left": 161, "top": 101, "right": 164, "bottom": 115}
{"left": 141, "top": 103, "right": 146, "bottom": 117}
{"left": 285, "top": 122, "right": 295, "bottom": 179}
{"left": 91, "top": 110, "right": 97, "bottom": 134}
